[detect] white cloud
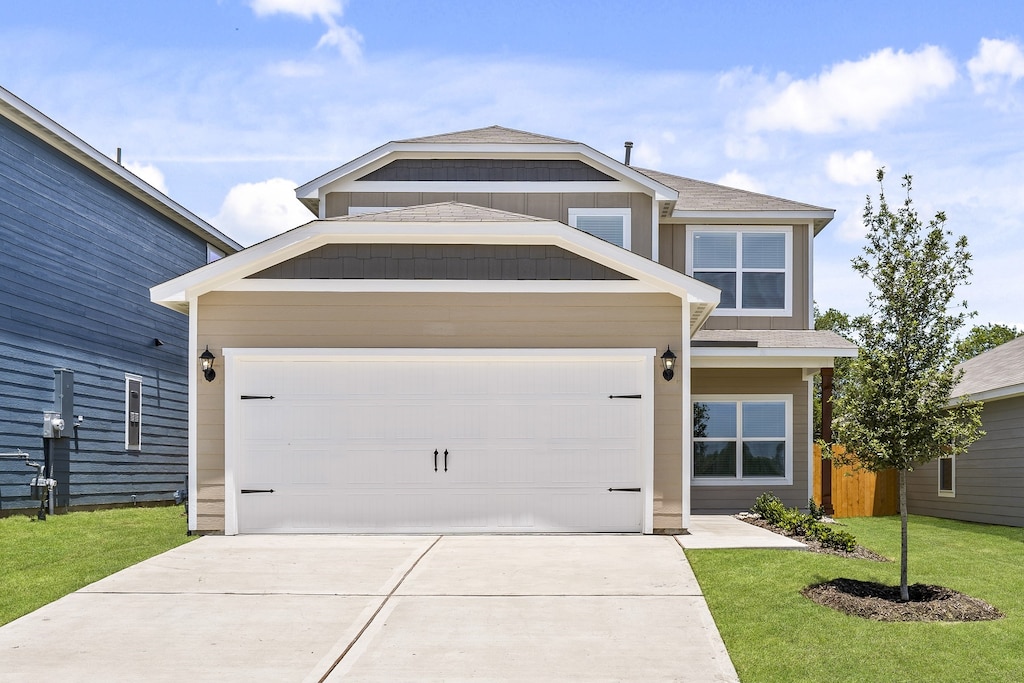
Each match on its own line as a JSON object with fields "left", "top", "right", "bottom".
{"left": 826, "top": 150, "right": 882, "bottom": 186}
{"left": 716, "top": 170, "right": 765, "bottom": 194}
{"left": 212, "top": 178, "right": 313, "bottom": 246}
{"left": 123, "top": 161, "right": 168, "bottom": 194}
{"left": 630, "top": 140, "right": 662, "bottom": 168}
{"left": 746, "top": 46, "right": 957, "bottom": 133}
{"left": 835, "top": 208, "right": 868, "bottom": 243}
{"left": 268, "top": 60, "right": 326, "bottom": 79}
{"left": 724, "top": 133, "right": 770, "bottom": 161}
{"left": 968, "top": 38, "right": 1024, "bottom": 94}
{"left": 249, "top": 0, "right": 362, "bottom": 65}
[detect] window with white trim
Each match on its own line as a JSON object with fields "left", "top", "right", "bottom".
{"left": 568, "top": 208, "right": 631, "bottom": 249}
{"left": 692, "top": 395, "right": 792, "bottom": 484}
{"left": 686, "top": 226, "right": 792, "bottom": 315}
{"left": 206, "top": 244, "right": 225, "bottom": 264}
{"left": 125, "top": 374, "right": 142, "bottom": 451}
{"left": 938, "top": 455, "right": 955, "bottom": 497}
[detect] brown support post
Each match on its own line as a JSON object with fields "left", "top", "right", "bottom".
{"left": 820, "top": 367, "right": 834, "bottom": 515}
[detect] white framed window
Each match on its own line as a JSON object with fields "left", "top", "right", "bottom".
{"left": 125, "top": 374, "right": 142, "bottom": 451}
{"left": 938, "top": 455, "right": 955, "bottom": 497}
{"left": 686, "top": 226, "right": 792, "bottom": 316}
{"left": 568, "top": 208, "right": 631, "bottom": 249}
{"left": 206, "top": 243, "right": 225, "bottom": 264}
{"left": 692, "top": 395, "right": 793, "bottom": 485}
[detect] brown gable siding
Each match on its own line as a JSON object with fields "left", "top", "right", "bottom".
{"left": 324, "top": 192, "right": 655, "bottom": 259}
{"left": 248, "top": 244, "right": 634, "bottom": 281}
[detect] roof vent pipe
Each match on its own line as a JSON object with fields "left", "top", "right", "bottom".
{"left": 624, "top": 141, "right": 633, "bottom": 166}
{"left": 116, "top": 147, "right": 122, "bottom": 165}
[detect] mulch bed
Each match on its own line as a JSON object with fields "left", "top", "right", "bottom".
{"left": 802, "top": 579, "right": 1004, "bottom": 622}
{"left": 736, "top": 514, "right": 889, "bottom": 561}
{"left": 736, "top": 514, "right": 1004, "bottom": 622}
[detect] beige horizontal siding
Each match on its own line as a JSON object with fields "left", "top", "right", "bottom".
{"left": 689, "top": 367, "right": 810, "bottom": 513}
{"left": 195, "top": 290, "right": 685, "bottom": 532}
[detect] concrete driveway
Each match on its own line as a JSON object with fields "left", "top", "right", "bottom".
{"left": 0, "top": 535, "right": 738, "bottom": 682}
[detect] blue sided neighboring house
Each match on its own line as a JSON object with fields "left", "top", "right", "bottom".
{"left": 0, "top": 85, "right": 240, "bottom": 514}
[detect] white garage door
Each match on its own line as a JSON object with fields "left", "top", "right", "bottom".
{"left": 226, "top": 351, "right": 652, "bottom": 534}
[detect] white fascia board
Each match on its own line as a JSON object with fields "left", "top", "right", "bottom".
{"left": 691, "top": 349, "right": 855, "bottom": 369}
{"left": 152, "top": 218, "right": 722, "bottom": 310}
{"left": 221, "top": 279, "right": 664, "bottom": 294}
{"left": 951, "top": 385, "right": 1024, "bottom": 404}
{"left": 670, "top": 210, "right": 835, "bottom": 233}
{"left": 0, "top": 86, "right": 241, "bottom": 254}
{"left": 296, "top": 141, "right": 679, "bottom": 202}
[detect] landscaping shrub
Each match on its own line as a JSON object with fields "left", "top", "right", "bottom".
{"left": 750, "top": 492, "right": 858, "bottom": 552}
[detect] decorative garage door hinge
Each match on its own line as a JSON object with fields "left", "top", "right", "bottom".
{"left": 607, "top": 487, "right": 641, "bottom": 492}
{"left": 240, "top": 395, "right": 275, "bottom": 400}
{"left": 608, "top": 394, "right": 641, "bottom": 399}
{"left": 240, "top": 489, "right": 275, "bottom": 494}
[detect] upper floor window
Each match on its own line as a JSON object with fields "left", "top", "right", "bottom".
{"left": 207, "top": 244, "right": 225, "bottom": 264}
{"left": 568, "top": 208, "right": 631, "bottom": 249}
{"left": 686, "top": 226, "right": 792, "bottom": 316}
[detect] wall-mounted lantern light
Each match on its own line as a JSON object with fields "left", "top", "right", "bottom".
{"left": 661, "top": 346, "right": 677, "bottom": 382}
{"left": 200, "top": 346, "right": 217, "bottom": 382}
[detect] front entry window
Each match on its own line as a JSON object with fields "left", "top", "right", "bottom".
{"left": 693, "top": 395, "right": 792, "bottom": 485}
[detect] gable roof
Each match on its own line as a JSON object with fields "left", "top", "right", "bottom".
{"left": 0, "top": 85, "right": 241, "bottom": 254}
{"left": 636, "top": 168, "right": 834, "bottom": 233}
{"left": 151, "top": 202, "right": 721, "bottom": 333}
{"left": 333, "top": 202, "right": 548, "bottom": 223}
{"left": 397, "top": 125, "right": 574, "bottom": 145}
{"left": 953, "top": 335, "right": 1024, "bottom": 401}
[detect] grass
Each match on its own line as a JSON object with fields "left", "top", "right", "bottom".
{"left": 687, "top": 515, "right": 1024, "bottom": 682}
{"left": 0, "top": 505, "right": 193, "bottom": 626}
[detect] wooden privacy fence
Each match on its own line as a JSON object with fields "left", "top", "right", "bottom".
{"left": 813, "top": 443, "right": 899, "bottom": 518}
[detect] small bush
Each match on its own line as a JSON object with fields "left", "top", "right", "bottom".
{"left": 749, "top": 492, "right": 858, "bottom": 552}
{"left": 807, "top": 498, "right": 826, "bottom": 520}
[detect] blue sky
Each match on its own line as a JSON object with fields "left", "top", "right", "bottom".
{"left": 1, "top": 0, "right": 1022, "bottom": 327}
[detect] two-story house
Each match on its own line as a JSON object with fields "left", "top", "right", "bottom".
{"left": 152, "top": 126, "right": 856, "bottom": 535}
{"left": 1, "top": 85, "right": 240, "bottom": 514}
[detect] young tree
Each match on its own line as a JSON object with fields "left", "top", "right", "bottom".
{"left": 955, "top": 322, "right": 1024, "bottom": 361}
{"left": 827, "top": 170, "right": 983, "bottom": 601}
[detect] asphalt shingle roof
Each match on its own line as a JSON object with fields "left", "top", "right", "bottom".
{"left": 397, "top": 126, "right": 575, "bottom": 145}
{"left": 636, "top": 167, "right": 831, "bottom": 212}
{"left": 953, "top": 335, "right": 1024, "bottom": 398}
{"left": 327, "top": 201, "right": 548, "bottom": 223}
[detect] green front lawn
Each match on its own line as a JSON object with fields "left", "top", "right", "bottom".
{"left": 0, "top": 505, "right": 193, "bottom": 626}
{"left": 687, "top": 515, "right": 1024, "bottom": 682}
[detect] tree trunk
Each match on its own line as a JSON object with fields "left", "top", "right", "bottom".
{"left": 900, "top": 468, "right": 909, "bottom": 602}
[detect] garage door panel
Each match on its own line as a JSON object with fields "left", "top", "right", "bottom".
{"left": 232, "top": 353, "right": 648, "bottom": 534}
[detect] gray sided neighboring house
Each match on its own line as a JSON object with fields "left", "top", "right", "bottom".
{"left": 907, "top": 335, "right": 1024, "bottom": 527}
{"left": 0, "top": 86, "right": 239, "bottom": 513}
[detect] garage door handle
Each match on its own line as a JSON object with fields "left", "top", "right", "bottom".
{"left": 444, "top": 449, "right": 448, "bottom": 472}
{"left": 608, "top": 394, "right": 641, "bottom": 399}
{"left": 240, "top": 489, "right": 275, "bottom": 494}
{"left": 434, "top": 449, "right": 438, "bottom": 472}
{"left": 608, "top": 487, "right": 641, "bottom": 492}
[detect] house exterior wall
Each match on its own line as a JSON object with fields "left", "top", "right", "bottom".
{"left": 324, "top": 191, "right": 654, "bottom": 259}
{"left": 194, "top": 290, "right": 685, "bottom": 532}
{"left": 689, "top": 367, "right": 811, "bottom": 513}
{"left": 658, "top": 222, "right": 811, "bottom": 330}
{"left": 0, "top": 114, "right": 206, "bottom": 511}
{"left": 906, "top": 395, "right": 1024, "bottom": 527}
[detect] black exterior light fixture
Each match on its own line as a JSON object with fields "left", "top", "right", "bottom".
{"left": 661, "top": 346, "right": 677, "bottom": 382}
{"left": 200, "top": 346, "right": 217, "bottom": 382}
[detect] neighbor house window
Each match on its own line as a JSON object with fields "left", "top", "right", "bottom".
{"left": 938, "top": 455, "right": 955, "bottom": 497}
{"left": 568, "top": 208, "right": 631, "bottom": 249}
{"left": 686, "top": 226, "right": 792, "bottom": 315}
{"left": 125, "top": 374, "right": 142, "bottom": 451}
{"left": 207, "top": 244, "right": 225, "bottom": 263}
{"left": 692, "top": 395, "right": 792, "bottom": 485}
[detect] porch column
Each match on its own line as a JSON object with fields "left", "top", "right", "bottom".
{"left": 681, "top": 304, "right": 692, "bottom": 530}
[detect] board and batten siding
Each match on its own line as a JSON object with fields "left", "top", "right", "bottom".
{"left": 324, "top": 191, "right": 654, "bottom": 259}
{"left": 689, "top": 367, "right": 811, "bottom": 513}
{"left": 906, "top": 395, "right": 1024, "bottom": 527}
{"left": 657, "top": 222, "right": 811, "bottom": 330}
{"left": 195, "top": 290, "right": 684, "bottom": 532}
{"left": 0, "top": 114, "right": 206, "bottom": 511}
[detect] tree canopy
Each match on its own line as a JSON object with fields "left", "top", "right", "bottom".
{"left": 955, "top": 322, "right": 1023, "bottom": 362}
